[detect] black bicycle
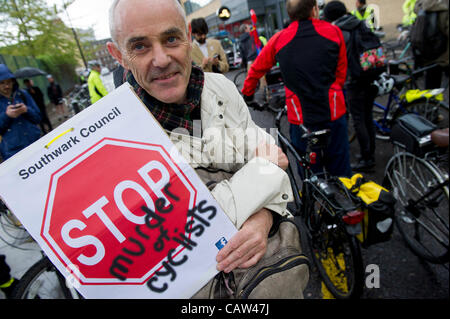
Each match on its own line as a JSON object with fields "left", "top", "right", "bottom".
{"left": 249, "top": 101, "right": 365, "bottom": 299}
{"left": 383, "top": 116, "right": 449, "bottom": 264}
{"left": 11, "top": 254, "right": 82, "bottom": 299}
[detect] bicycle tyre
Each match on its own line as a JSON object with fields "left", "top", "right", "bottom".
{"left": 306, "top": 198, "right": 364, "bottom": 299}
{"left": 11, "top": 256, "right": 79, "bottom": 299}
{"left": 383, "top": 152, "right": 449, "bottom": 263}
{"left": 233, "top": 70, "right": 247, "bottom": 91}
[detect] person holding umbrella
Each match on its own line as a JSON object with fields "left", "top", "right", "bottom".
{"left": 0, "top": 64, "right": 42, "bottom": 161}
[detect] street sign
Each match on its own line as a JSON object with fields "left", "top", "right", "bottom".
{"left": 0, "top": 83, "right": 237, "bottom": 298}
{"left": 42, "top": 138, "right": 197, "bottom": 285}
{"left": 217, "top": 6, "right": 231, "bottom": 21}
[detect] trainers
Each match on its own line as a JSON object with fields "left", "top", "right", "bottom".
{"left": 351, "top": 158, "right": 375, "bottom": 172}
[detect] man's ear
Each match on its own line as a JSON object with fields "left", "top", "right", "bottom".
{"left": 107, "top": 41, "right": 127, "bottom": 69}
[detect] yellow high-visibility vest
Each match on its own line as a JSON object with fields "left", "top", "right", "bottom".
{"left": 351, "top": 6, "right": 375, "bottom": 30}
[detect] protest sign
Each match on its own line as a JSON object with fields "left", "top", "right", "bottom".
{"left": 0, "top": 83, "right": 237, "bottom": 299}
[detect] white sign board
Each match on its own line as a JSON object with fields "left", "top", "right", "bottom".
{"left": 0, "top": 83, "right": 237, "bottom": 299}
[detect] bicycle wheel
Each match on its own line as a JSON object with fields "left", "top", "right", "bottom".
{"left": 306, "top": 196, "right": 364, "bottom": 299}
{"left": 233, "top": 70, "right": 247, "bottom": 91}
{"left": 405, "top": 99, "right": 449, "bottom": 129}
{"left": 11, "top": 256, "right": 80, "bottom": 299}
{"left": 383, "top": 152, "right": 449, "bottom": 263}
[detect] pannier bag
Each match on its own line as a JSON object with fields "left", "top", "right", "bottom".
{"left": 339, "top": 174, "right": 396, "bottom": 248}
{"left": 390, "top": 113, "right": 437, "bottom": 157}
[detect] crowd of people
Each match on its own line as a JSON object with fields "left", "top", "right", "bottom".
{"left": 0, "top": 0, "right": 448, "bottom": 299}
{"left": 242, "top": 0, "right": 448, "bottom": 174}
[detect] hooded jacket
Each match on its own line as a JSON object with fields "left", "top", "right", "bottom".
{"left": 333, "top": 14, "right": 365, "bottom": 81}
{"left": 0, "top": 64, "right": 42, "bottom": 161}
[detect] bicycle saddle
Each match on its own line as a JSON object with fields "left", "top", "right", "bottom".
{"left": 431, "top": 128, "right": 449, "bottom": 148}
{"left": 390, "top": 74, "right": 410, "bottom": 86}
{"left": 388, "top": 57, "right": 411, "bottom": 66}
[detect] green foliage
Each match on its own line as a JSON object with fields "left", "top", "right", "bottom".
{"left": 0, "top": 0, "right": 80, "bottom": 73}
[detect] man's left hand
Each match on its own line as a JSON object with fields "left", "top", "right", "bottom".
{"left": 216, "top": 208, "right": 273, "bottom": 273}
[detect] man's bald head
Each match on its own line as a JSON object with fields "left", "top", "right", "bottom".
{"left": 109, "top": 0, "right": 187, "bottom": 45}
{"left": 286, "top": 0, "right": 318, "bottom": 21}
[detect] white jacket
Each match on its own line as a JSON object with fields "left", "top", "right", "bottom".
{"left": 166, "top": 72, "right": 293, "bottom": 229}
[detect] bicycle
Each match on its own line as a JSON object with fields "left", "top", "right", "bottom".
{"left": 370, "top": 60, "right": 448, "bottom": 140}
{"left": 383, "top": 115, "right": 449, "bottom": 264}
{"left": 382, "top": 25, "right": 412, "bottom": 61}
{"left": 0, "top": 200, "right": 33, "bottom": 250}
{"left": 248, "top": 100, "right": 366, "bottom": 299}
{"left": 233, "top": 65, "right": 249, "bottom": 91}
{"left": 64, "top": 83, "right": 91, "bottom": 116}
{"left": 0, "top": 201, "right": 81, "bottom": 299}
{"left": 11, "top": 254, "right": 81, "bottom": 299}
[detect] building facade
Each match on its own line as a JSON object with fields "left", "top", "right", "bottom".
{"left": 89, "top": 38, "right": 118, "bottom": 72}
{"left": 183, "top": 0, "right": 289, "bottom": 39}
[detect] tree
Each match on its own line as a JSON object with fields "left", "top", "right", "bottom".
{"left": 0, "top": 0, "right": 84, "bottom": 83}
{"left": 0, "top": 0, "right": 78, "bottom": 56}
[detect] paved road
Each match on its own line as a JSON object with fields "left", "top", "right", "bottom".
{"left": 224, "top": 68, "right": 449, "bottom": 299}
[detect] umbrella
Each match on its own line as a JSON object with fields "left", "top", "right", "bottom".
{"left": 13, "top": 67, "right": 47, "bottom": 79}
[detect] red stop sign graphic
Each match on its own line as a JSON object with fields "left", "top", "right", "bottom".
{"left": 41, "top": 138, "right": 197, "bottom": 285}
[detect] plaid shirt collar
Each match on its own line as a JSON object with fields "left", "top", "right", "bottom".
{"left": 125, "top": 64, "right": 204, "bottom": 135}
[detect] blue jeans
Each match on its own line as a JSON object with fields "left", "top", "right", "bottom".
{"left": 289, "top": 116, "right": 352, "bottom": 178}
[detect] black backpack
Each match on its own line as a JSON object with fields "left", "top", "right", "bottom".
{"left": 410, "top": 8, "right": 447, "bottom": 63}
{"left": 346, "top": 20, "right": 387, "bottom": 80}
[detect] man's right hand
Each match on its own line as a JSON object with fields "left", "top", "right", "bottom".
{"left": 6, "top": 104, "right": 27, "bottom": 119}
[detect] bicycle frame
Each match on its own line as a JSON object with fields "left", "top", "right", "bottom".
{"left": 373, "top": 90, "right": 406, "bottom": 135}
{"left": 263, "top": 104, "right": 359, "bottom": 223}
{"left": 372, "top": 62, "right": 444, "bottom": 136}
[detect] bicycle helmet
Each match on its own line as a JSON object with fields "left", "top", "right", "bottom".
{"left": 373, "top": 72, "right": 395, "bottom": 96}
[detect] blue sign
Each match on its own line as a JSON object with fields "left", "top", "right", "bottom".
{"left": 215, "top": 237, "right": 228, "bottom": 250}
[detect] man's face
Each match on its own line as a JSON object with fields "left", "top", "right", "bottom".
{"left": 0, "top": 78, "right": 13, "bottom": 98}
{"left": 108, "top": 0, "right": 192, "bottom": 105}
{"left": 193, "top": 32, "right": 207, "bottom": 44}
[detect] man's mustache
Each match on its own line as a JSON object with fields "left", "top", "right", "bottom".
{"left": 148, "top": 66, "right": 181, "bottom": 81}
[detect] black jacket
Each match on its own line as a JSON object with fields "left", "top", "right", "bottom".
{"left": 238, "top": 32, "right": 258, "bottom": 66}
{"left": 334, "top": 14, "right": 382, "bottom": 82}
{"left": 47, "top": 82, "right": 63, "bottom": 105}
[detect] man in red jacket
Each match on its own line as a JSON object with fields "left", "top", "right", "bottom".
{"left": 243, "top": 0, "right": 351, "bottom": 178}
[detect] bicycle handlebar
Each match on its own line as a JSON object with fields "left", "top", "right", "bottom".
{"left": 247, "top": 100, "right": 330, "bottom": 139}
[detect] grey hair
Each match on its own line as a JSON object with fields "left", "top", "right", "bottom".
{"left": 109, "top": 0, "right": 188, "bottom": 45}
